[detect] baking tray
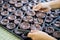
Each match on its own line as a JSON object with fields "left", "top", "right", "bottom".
{"left": 0, "top": 0, "right": 60, "bottom": 40}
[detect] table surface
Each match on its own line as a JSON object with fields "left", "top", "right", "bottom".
{"left": 0, "top": 26, "right": 21, "bottom": 40}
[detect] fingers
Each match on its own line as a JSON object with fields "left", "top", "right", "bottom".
{"left": 27, "top": 33, "right": 36, "bottom": 40}
{"left": 27, "top": 30, "right": 39, "bottom": 38}
{"left": 33, "top": 3, "right": 51, "bottom": 12}
{"left": 39, "top": 7, "right": 51, "bottom": 12}
{"left": 33, "top": 3, "right": 42, "bottom": 11}
{"left": 27, "top": 30, "right": 57, "bottom": 40}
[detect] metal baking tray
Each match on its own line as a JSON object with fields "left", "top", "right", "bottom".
{"left": 0, "top": 0, "right": 60, "bottom": 40}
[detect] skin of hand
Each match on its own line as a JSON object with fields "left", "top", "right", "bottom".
{"left": 33, "top": 0, "right": 60, "bottom": 12}
{"left": 28, "top": 0, "right": 60, "bottom": 40}
{"left": 27, "top": 30, "right": 57, "bottom": 40}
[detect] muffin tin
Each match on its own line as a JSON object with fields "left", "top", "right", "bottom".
{"left": 0, "top": 0, "right": 60, "bottom": 40}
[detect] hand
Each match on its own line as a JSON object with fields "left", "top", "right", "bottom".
{"left": 27, "top": 30, "right": 57, "bottom": 40}
{"left": 33, "top": 3, "right": 51, "bottom": 12}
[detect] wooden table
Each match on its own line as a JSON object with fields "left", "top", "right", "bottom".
{"left": 0, "top": 26, "right": 21, "bottom": 40}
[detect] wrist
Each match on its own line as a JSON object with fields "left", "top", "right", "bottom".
{"left": 46, "top": 0, "right": 60, "bottom": 9}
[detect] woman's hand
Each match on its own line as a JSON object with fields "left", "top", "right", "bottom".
{"left": 33, "top": 3, "right": 51, "bottom": 12}
{"left": 33, "top": 0, "right": 60, "bottom": 12}
{"left": 27, "top": 30, "right": 57, "bottom": 40}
